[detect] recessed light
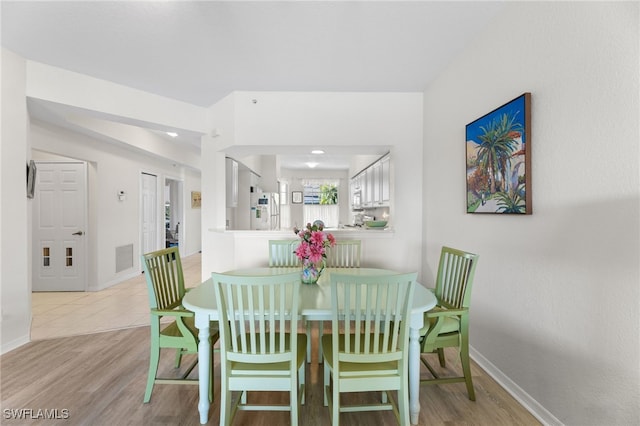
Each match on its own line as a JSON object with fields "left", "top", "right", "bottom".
{"left": 311, "top": 150, "right": 325, "bottom": 155}
{"left": 166, "top": 132, "right": 178, "bottom": 138}
{"left": 306, "top": 162, "right": 319, "bottom": 168}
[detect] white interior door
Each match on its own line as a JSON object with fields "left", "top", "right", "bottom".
{"left": 32, "top": 162, "right": 87, "bottom": 292}
{"left": 141, "top": 172, "right": 158, "bottom": 257}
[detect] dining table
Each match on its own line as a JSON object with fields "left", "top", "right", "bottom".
{"left": 182, "top": 267, "right": 437, "bottom": 425}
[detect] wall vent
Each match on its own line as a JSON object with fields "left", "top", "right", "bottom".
{"left": 115, "top": 244, "right": 134, "bottom": 273}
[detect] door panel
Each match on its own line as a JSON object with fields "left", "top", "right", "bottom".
{"left": 33, "top": 162, "right": 87, "bottom": 291}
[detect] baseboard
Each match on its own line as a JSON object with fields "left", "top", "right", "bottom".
{"left": 470, "top": 345, "right": 563, "bottom": 426}
{"left": 89, "top": 269, "right": 141, "bottom": 291}
{"left": 1, "top": 333, "right": 30, "bottom": 355}
{"left": 182, "top": 249, "right": 200, "bottom": 258}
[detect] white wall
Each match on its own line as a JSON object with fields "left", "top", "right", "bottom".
{"left": 26, "top": 61, "right": 209, "bottom": 136}
{"left": 30, "top": 121, "right": 202, "bottom": 290}
{"left": 423, "top": 3, "right": 639, "bottom": 425}
{"left": 203, "top": 91, "right": 423, "bottom": 277}
{"left": 182, "top": 172, "right": 202, "bottom": 256}
{"left": 0, "top": 48, "right": 31, "bottom": 353}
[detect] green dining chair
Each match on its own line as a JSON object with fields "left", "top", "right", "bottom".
{"left": 324, "top": 240, "right": 361, "bottom": 268}
{"left": 322, "top": 272, "right": 417, "bottom": 425}
{"left": 212, "top": 271, "right": 306, "bottom": 425}
{"left": 268, "top": 239, "right": 301, "bottom": 267}
{"left": 309, "top": 239, "right": 362, "bottom": 363}
{"left": 142, "top": 247, "right": 219, "bottom": 403}
{"left": 419, "top": 246, "right": 479, "bottom": 400}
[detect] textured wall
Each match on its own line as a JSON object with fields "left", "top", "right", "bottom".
{"left": 423, "top": 3, "right": 639, "bottom": 425}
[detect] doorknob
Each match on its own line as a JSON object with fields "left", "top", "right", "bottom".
{"left": 72, "top": 231, "right": 84, "bottom": 236}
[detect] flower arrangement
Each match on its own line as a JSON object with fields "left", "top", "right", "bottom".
{"left": 293, "top": 222, "right": 336, "bottom": 263}
{"left": 293, "top": 222, "right": 336, "bottom": 283}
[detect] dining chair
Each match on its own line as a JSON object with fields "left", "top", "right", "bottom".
{"left": 309, "top": 239, "right": 362, "bottom": 363}
{"left": 142, "top": 247, "right": 219, "bottom": 403}
{"left": 212, "top": 271, "right": 306, "bottom": 425}
{"left": 268, "top": 239, "right": 301, "bottom": 267}
{"left": 325, "top": 240, "right": 361, "bottom": 268}
{"left": 322, "top": 272, "right": 417, "bottom": 425}
{"left": 419, "top": 246, "right": 479, "bottom": 400}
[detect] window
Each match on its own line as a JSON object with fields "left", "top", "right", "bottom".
{"left": 280, "top": 181, "right": 289, "bottom": 205}
{"left": 303, "top": 183, "right": 338, "bottom": 205}
{"left": 302, "top": 179, "right": 339, "bottom": 227}
{"left": 279, "top": 180, "right": 291, "bottom": 228}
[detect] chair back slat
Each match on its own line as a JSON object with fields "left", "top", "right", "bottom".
{"left": 142, "top": 247, "right": 185, "bottom": 310}
{"left": 213, "top": 272, "right": 301, "bottom": 363}
{"left": 325, "top": 240, "right": 361, "bottom": 268}
{"left": 269, "top": 240, "right": 301, "bottom": 267}
{"left": 331, "top": 272, "right": 416, "bottom": 363}
{"left": 436, "top": 247, "right": 478, "bottom": 309}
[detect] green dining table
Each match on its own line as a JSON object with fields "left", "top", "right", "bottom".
{"left": 183, "top": 267, "right": 437, "bottom": 425}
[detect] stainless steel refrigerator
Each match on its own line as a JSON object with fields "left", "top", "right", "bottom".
{"left": 250, "top": 192, "right": 280, "bottom": 230}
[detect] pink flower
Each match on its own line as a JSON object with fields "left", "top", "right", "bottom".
{"left": 293, "top": 222, "right": 336, "bottom": 263}
{"left": 310, "top": 231, "right": 325, "bottom": 246}
{"left": 295, "top": 241, "right": 310, "bottom": 259}
{"left": 308, "top": 253, "right": 323, "bottom": 263}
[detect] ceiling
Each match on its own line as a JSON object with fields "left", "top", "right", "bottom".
{"left": 1, "top": 1, "right": 504, "bottom": 169}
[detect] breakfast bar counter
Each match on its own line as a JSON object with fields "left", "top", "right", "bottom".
{"left": 207, "top": 227, "right": 396, "bottom": 271}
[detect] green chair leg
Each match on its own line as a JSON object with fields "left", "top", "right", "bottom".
{"left": 174, "top": 348, "right": 183, "bottom": 368}
{"left": 144, "top": 340, "right": 160, "bottom": 403}
{"left": 460, "top": 342, "right": 475, "bottom": 401}
{"left": 437, "top": 347, "right": 446, "bottom": 367}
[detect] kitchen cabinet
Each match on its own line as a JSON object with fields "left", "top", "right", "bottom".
{"left": 226, "top": 158, "right": 238, "bottom": 208}
{"left": 351, "top": 174, "right": 362, "bottom": 210}
{"left": 380, "top": 155, "right": 390, "bottom": 204}
{"left": 363, "top": 168, "right": 373, "bottom": 207}
{"left": 351, "top": 154, "right": 390, "bottom": 209}
{"left": 372, "top": 161, "right": 382, "bottom": 204}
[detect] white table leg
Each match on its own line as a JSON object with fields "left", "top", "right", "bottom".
{"left": 196, "top": 318, "right": 211, "bottom": 424}
{"left": 408, "top": 326, "right": 420, "bottom": 425}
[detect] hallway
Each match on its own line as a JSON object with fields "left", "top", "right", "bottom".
{"left": 30, "top": 252, "right": 202, "bottom": 340}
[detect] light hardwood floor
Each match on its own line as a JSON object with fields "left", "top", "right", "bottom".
{"left": 30, "top": 252, "right": 204, "bottom": 340}
{"left": 4, "top": 253, "right": 540, "bottom": 425}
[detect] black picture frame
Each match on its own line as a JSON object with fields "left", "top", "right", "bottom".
{"left": 26, "top": 160, "right": 37, "bottom": 199}
{"left": 292, "top": 191, "right": 302, "bottom": 204}
{"left": 465, "top": 93, "right": 532, "bottom": 214}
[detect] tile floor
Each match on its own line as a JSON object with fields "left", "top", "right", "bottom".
{"left": 31, "top": 251, "right": 202, "bottom": 340}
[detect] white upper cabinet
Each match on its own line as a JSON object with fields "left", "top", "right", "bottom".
{"left": 380, "top": 155, "right": 390, "bottom": 204}
{"left": 351, "top": 154, "right": 390, "bottom": 209}
{"left": 363, "top": 168, "right": 373, "bottom": 207}
{"left": 351, "top": 174, "right": 362, "bottom": 210}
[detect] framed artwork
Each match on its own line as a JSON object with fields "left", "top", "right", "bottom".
{"left": 466, "top": 92, "right": 532, "bottom": 214}
{"left": 292, "top": 191, "right": 303, "bottom": 204}
{"left": 191, "top": 191, "right": 201, "bottom": 208}
{"left": 26, "top": 160, "right": 37, "bottom": 199}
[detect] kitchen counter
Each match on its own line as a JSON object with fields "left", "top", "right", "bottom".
{"left": 212, "top": 227, "right": 393, "bottom": 237}
{"left": 207, "top": 227, "right": 395, "bottom": 270}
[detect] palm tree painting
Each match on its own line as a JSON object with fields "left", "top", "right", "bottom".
{"left": 466, "top": 93, "right": 532, "bottom": 214}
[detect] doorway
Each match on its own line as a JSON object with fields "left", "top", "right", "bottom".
{"left": 32, "top": 161, "right": 87, "bottom": 291}
{"left": 141, "top": 172, "right": 158, "bottom": 257}
{"left": 164, "top": 178, "right": 183, "bottom": 248}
